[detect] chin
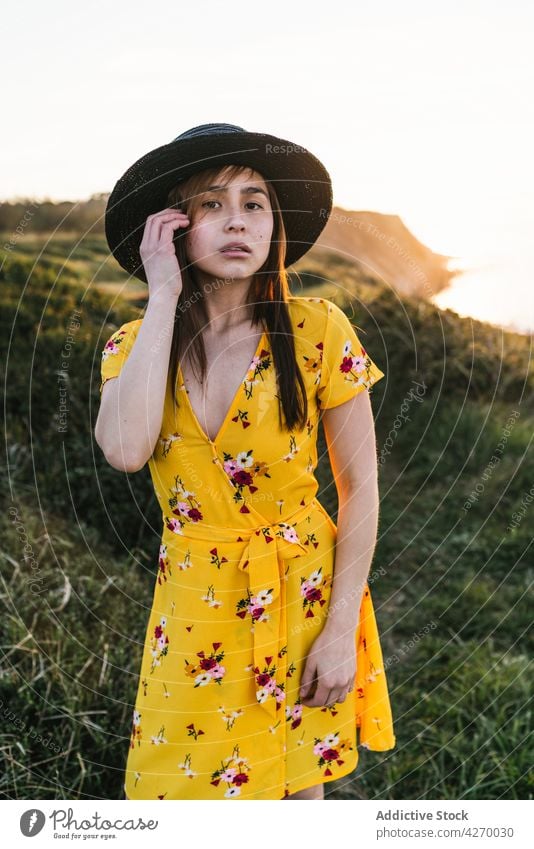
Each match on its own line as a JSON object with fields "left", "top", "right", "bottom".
{"left": 203, "top": 259, "right": 259, "bottom": 279}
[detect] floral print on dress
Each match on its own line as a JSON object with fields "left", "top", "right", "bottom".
{"left": 313, "top": 732, "right": 354, "bottom": 778}
{"left": 178, "top": 753, "right": 198, "bottom": 779}
{"left": 339, "top": 337, "right": 381, "bottom": 392}
{"left": 300, "top": 567, "right": 332, "bottom": 618}
{"left": 159, "top": 431, "right": 183, "bottom": 458}
{"left": 176, "top": 549, "right": 193, "bottom": 571}
{"left": 228, "top": 347, "right": 272, "bottom": 432}
{"left": 150, "top": 616, "right": 170, "bottom": 673}
{"left": 210, "top": 744, "right": 251, "bottom": 798}
{"left": 230, "top": 408, "right": 252, "bottom": 430}
{"left": 282, "top": 434, "right": 300, "bottom": 462}
{"left": 235, "top": 587, "right": 273, "bottom": 625}
{"left": 222, "top": 449, "right": 271, "bottom": 513}
{"left": 254, "top": 656, "right": 285, "bottom": 709}
{"left": 102, "top": 329, "right": 128, "bottom": 361}
{"left": 285, "top": 699, "right": 303, "bottom": 730}
{"left": 151, "top": 725, "right": 168, "bottom": 746}
{"left": 263, "top": 522, "right": 301, "bottom": 545}
{"left": 202, "top": 584, "right": 223, "bottom": 608}
{"left": 320, "top": 703, "right": 341, "bottom": 718}
{"left": 218, "top": 706, "right": 245, "bottom": 731}
{"left": 304, "top": 343, "right": 324, "bottom": 389}
{"left": 209, "top": 547, "right": 229, "bottom": 570}
{"left": 186, "top": 723, "right": 205, "bottom": 741}
{"left": 157, "top": 543, "right": 172, "bottom": 586}
{"left": 130, "top": 709, "right": 142, "bottom": 748}
{"left": 243, "top": 347, "right": 271, "bottom": 400}
{"left": 185, "top": 642, "right": 226, "bottom": 687}
{"left": 165, "top": 474, "right": 204, "bottom": 533}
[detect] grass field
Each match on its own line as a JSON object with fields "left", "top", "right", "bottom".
{"left": 1, "top": 237, "right": 532, "bottom": 800}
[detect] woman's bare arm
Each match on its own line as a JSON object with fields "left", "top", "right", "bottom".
{"left": 321, "top": 390, "right": 381, "bottom": 624}
{"left": 95, "top": 293, "right": 179, "bottom": 472}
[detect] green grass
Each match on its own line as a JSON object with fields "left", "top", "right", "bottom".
{"left": 1, "top": 507, "right": 148, "bottom": 798}
{"left": 317, "top": 398, "right": 533, "bottom": 800}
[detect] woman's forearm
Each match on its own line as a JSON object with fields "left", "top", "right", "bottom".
{"left": 95, "top": 292, "right": 179, "bottom": 471}
{"left": 323, "top": 480, "right": 381, "bottom": 634}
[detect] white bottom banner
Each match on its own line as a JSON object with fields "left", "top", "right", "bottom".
{"left": 4, "top": 800, "right": 531, "bottom": 847}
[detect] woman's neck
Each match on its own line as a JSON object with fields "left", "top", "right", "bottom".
{"left": 197, "top": 275, "right": 256, "bottom": 333}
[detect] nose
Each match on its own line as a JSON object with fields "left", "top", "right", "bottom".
{"left": 224, "top": 200, "right": 246, "bottom": 230}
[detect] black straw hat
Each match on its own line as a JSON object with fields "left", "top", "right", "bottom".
{"left": 105, "top": 123, "right": 333, "bottom": 283}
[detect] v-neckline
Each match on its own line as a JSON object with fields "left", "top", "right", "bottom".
{"left": 178, "top": 330, "right": 267, "bottom": 446}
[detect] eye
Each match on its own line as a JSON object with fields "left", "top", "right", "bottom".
{"left": 201, "top": 200, "right": 264, "bottom": 210}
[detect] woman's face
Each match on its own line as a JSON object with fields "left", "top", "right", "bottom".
{"left": 184, "top": 168, "right": 274, "bottom": 279}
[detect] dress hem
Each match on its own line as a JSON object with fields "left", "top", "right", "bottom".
{"left": 122, "top": 736, "right": 396, "bottom": 801}
{"left": 280, "top": 750, "right": 359, "bottom": 799}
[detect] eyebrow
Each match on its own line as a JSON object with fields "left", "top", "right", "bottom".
{"left": 205, "top": 184, "right": 269, "bottom": 199}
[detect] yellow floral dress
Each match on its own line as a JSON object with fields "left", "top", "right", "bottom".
{"left": 99, "top": 296, "right": 396, "bottom": 800}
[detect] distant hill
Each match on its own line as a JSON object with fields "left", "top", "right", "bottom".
{"left": 312, "top": 206, "right": 458, "bottom": 299}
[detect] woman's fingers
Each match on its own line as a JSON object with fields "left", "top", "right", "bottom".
{"left": 143, "top": 210, "right": 189, "bottom": 246}
{"left": 155, "top": 217, "right": 189, "bottom": 246}
{"left": 144, "top": 209, "right": 189, "bottom": 231}
{"left": 139, "top": 208, "right": 188, "bottom": 298}
{"left": 326, "top": 687, "right": 350, "bottom": 707}
{"left": 299, "top": 663, "right": 317, "bottom": 700}
{"left": 303, "top": 679, "right": 353, "bottom": 708}
{"left": 302, "top": 676, "right": 330, "bottom": 707}
{"left": 299, "top": 640, "right": 356, "bottom": 707}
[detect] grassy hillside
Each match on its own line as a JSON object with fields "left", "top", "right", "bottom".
{"left": 1, "top": 242, "right": 532, "bottom": 800}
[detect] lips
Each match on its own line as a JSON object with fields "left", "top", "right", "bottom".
{"left": 220, "top": 243, "right": 251, "bottom": 253}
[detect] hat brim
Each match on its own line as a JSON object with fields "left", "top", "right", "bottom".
{"left": 105, "top": 130, "right": 333, "bottom": 283}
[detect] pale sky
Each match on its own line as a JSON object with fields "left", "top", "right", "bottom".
{"left": 4, "top": 0, "right": 534, "bottom": 332}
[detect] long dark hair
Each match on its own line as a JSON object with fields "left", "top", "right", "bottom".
{"left": 164, "top": 163, "right": 308, "bottom": 432}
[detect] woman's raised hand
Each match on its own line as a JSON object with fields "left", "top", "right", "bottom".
{"left": 139, "top": 208, "right": 190, "bottom": 300}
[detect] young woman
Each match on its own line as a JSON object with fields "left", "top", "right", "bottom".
{"left": 96, "top": 123, "right": 396, "bottom": 800}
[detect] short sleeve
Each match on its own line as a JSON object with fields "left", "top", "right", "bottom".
{"left": 316, "top": 301, "right": 385, "bottom": 410}
{"left": 99, "top": 319, "right": 142, "bottom": 394}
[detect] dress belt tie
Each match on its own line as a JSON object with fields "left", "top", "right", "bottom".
{"left": 163, "top": 499, "right": 317, "bottom": 720}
